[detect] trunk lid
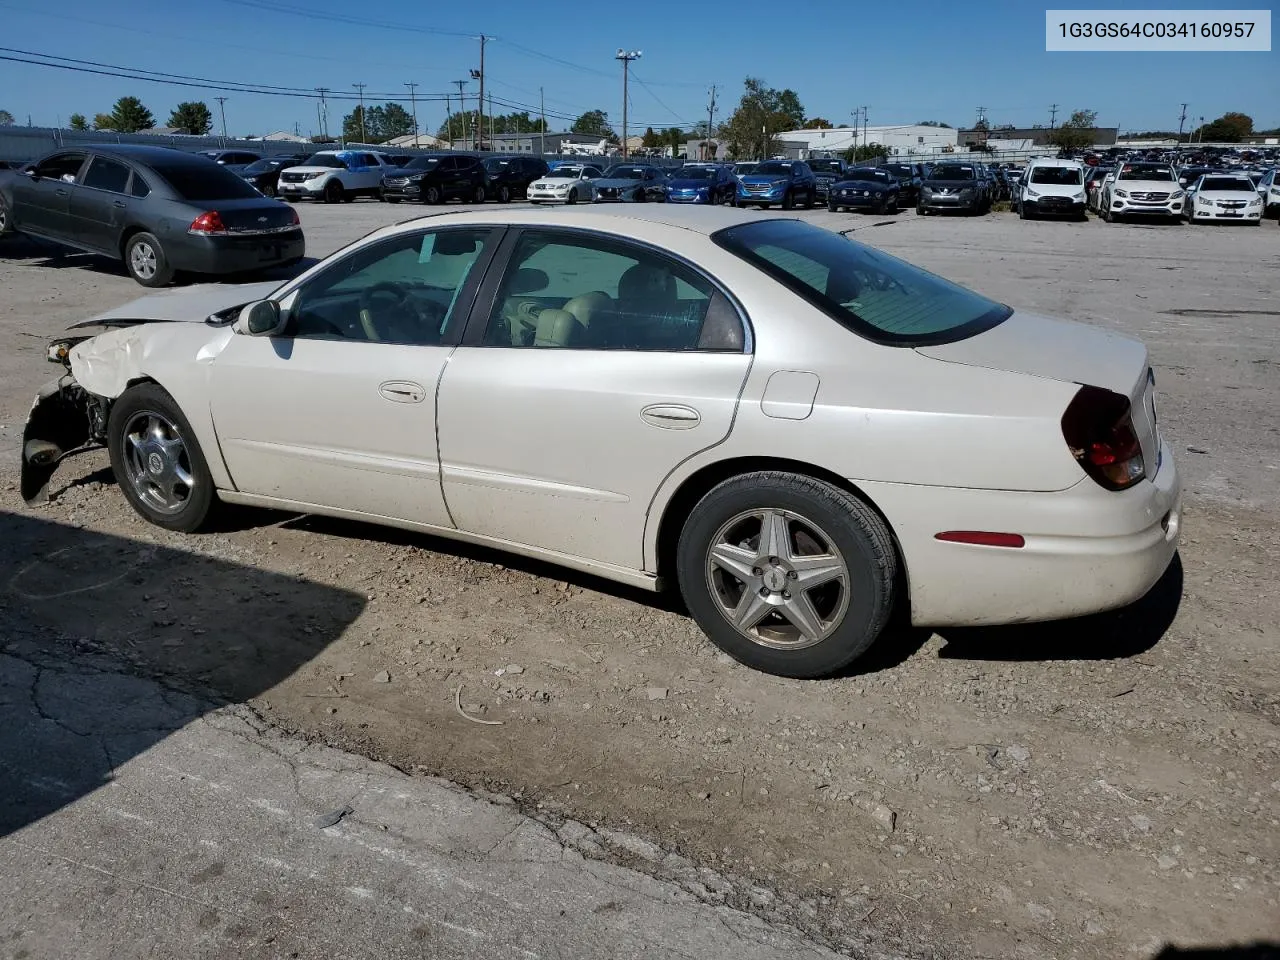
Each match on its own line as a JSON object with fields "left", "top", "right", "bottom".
{"left": 917, "top": 311, "right": 1161, "bottom": 474}
{"left": 196, "top": 198, "right": 300, "bottom": 233}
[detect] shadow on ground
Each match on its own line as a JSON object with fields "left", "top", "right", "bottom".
{"left": 0, "top": 509, "right": 365, "bottom": 838}
{"left": 1151, "top": 944, "right": 1280, "bottom": 959}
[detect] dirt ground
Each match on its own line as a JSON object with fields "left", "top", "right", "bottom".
{"left": 2, "top": 202, "right": 1277, "bottom": 959}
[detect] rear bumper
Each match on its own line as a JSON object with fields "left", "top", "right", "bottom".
{"left": 860, "top": 440, "right": 1181, "bottom": 627}
{"left": 167, "top": 231, "right": 305, "bottom": 274}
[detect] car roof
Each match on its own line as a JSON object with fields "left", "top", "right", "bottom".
{"left": 56, "top": 144, "right": 217, "bottom": 166}
{"left": 386, "top": 204, "right": 770, "bottom": 239}
{"left": 1028, "top": 157, "right": 1085, "bottom": 167}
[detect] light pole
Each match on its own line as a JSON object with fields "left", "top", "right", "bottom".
{"left": 452, "top": 80, "right": 469, "bottom": 148}
{"left": 405, "top": 82, "right": 419, "bottom": 142}
{"left": 353, "top": 82, "right": 367, "bottom": 143}
{"left": 214, "top": 96, "right": 228, "bottom": 146}
{"left": 615, "top": 48, "right": 641, "bottom": 158}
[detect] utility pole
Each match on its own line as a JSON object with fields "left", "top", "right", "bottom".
{"left": 540, "top": 86, "right": 546, "bottom": 156}
{"left": 1177, "top": 102, "right": 1188, "bottom": 147}
{"left": 850, "top": 109, "right": 860, "bottom": 153}
{"left": 861, "top": 106, "right": 869, "bottom": 156}
{"left": 1049, "top": 103, "right": 1059, "bottom": 129}
{"left": 615, "top": 48, "right": 642, "bottom": 158}
{"left": 405, "top": 82, "right": 419, "bottom": 141}
{"left": 489, "top": 93, "right": 494, "bottom": 148}
{"left": 315, "top": 88, "right": 330, "bottom": 140}
{"left": 452, "top": 80, "right": 469, "bottom": 148}
{"left": 706, "top": 84, "right": 717, "bottom": 160}
{"left": 477, "top": 35, "right": 487, "bottom": 150}
{"left": 215, "top": 96, "right": 229, "bottom": 146}
{"left": 353, "top": 82, "right": 367, "bottom": 143}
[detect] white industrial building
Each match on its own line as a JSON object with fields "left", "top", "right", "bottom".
{"left": 777, "top": 124, "right": 959, "bottom": 158}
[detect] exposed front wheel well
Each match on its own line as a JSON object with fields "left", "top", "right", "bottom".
{"left": 652, "top": 456, "right": 908, "bottom": 602}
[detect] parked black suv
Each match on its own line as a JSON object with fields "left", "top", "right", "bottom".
{"left": 807, "top": 158, "right": 847, "bottom": 200}
{"left": 880, "top": 162, "right": 923, "bottom": 206}
{"left": 240, "top": 154, "right": 309, "bottom": 196}
{"left": 380, "top": 154, "right": 487, "bottom": 204}
{"left": 482, "top": 156, "right": 550, "bottom": 202}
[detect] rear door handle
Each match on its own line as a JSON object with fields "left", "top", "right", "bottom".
{"left": 640, "top": 404, "right": 700, "bottom": 430}
{"left": 54, "top": 189, "right": 69, "bottom": 197}
{"left": 378, "top": 380, "right": 426, "bottom": 404}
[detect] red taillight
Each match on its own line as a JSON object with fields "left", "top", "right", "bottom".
{"left": 188, "top": 211, "right": 229, "bottom": 235}
{"left": 935, "top": 531, "right": 1026, "bottom": 548}
{"left": 1061, "top": 385, "right": 1146, "bottom": 490}
{"left": 286, "top": 207, "right": 300, "bottom": 226}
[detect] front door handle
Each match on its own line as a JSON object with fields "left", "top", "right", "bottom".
{"left": 113, "top": 200, "right": 127, "bottom": 208}
{"left": 640, "top": 404, "right": 700, "bottom": 430}
{"left": 54, "top": 188, "right": 69, "bottom": 197}
{"left": 378, "top": 380, "right": 426, "bottom": 404}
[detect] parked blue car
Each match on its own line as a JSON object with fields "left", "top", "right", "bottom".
{"left": 734, "top": 160, "right": 818, "bottom": 209}
{"left": 665, "top": 164, "right": 736, "bottom": 204}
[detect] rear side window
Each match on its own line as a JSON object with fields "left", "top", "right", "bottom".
{"left": 713, "top": 219, "right": 1010, "bottom": 346}
{"left": 149, "top": 161, "right": 263, "bottom": 201}
{"left": 130, "top": 173, "right": 151, "bottom": 198}
{"left": 82, "top": 157, "right": 132, "bottom": 194}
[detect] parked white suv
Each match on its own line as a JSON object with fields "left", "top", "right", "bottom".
{"left": 1098, "top": 162, "right": 1184, "bottom": 223}
{"left": 277, "top": 150, "right": 396, "bottom": 203}
{"left": 1015, "top": 158, "right": 1088, "bottom": 220}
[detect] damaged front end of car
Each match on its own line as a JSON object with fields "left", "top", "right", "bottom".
{"left": 21, "top": 337, "right": 112, "bottom": 505}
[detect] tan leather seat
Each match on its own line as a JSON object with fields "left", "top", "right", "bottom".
{"left": 561, "top": 291, "right": 611, "bottom": 330}
{"left": 533, "top": 308, "right": 580, "bottom": 347}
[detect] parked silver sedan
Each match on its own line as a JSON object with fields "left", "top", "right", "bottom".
{"left": 21, "top": 207, "right": 1180, "bottom": 678}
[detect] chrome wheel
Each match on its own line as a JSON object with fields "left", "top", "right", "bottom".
{"left": 129, "top": 241, "right": 157, "bottom": 281}
{"left": 705, "top": 508, "right": 850, "bottom": 649}
{"left": 0, "top": 204, "right": 8, "bottom": 234}
{"left": 120, "top": 411, "right": 196, "bottom": 515}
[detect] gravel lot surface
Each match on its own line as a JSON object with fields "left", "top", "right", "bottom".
{"left": 2, "top": 201, "right": 1277, "bottom": 959}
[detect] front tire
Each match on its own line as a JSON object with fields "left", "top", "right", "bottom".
{"left": 107, "top": 383, "right": 216, "bottom": 533}
{"left": 0, "top": 197, "right": 12, "bottom": 236}
{"left": 567, "top": 189, "right": 579, "bottom": 205}
{"left": 676, "top": 472, "right": 898, "bottom": 679}
{"left": 425, "top": 185, "right": 441, "bottom": 205}
{"left": 472, "top": 184, "right": 486, "bottom": 204}
{"left": 498, "top": 184, "right": 512, "bottom": 203}
{"left": 827, "top": 198, "right": 838, "bottom": 213}
{"left": 124, "top": 232, "right": 174, "bottom": 287}
{"left": 781, "top": 189, "right": 794, "bottom": 211}
{"left": 323, "top": 180, "right": 344, "bottom": 204}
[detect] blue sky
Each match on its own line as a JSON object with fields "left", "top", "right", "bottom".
{"left": 0, "top": 0, "right": 1275, "bottom": 136}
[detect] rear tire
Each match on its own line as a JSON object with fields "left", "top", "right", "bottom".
{"left": 676, "top": 472, "right": 897, "bottom": 679}
{"left": 0, "top": 197, "right": 11, "bottom": 236}
{"left": 124, "top": 232, "right": 174, "bottom": 288}
{"left": 107, "top": 383, "right": 217, "bottom": 533}
{"left": 498, "top": 184, "right": 512, "bottom": 203}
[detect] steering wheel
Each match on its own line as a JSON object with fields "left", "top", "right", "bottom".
{"left": 357, "top": 281, "right": 441, "bottom": 342}
{"left": 501, "top": 298, "right": 545, "bottom": 346}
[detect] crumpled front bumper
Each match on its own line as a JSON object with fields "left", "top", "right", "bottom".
{"left": 20, "top": 376, "right": 104, "bottom": 504}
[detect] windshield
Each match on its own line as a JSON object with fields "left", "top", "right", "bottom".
{"left": 302, "top": 153, "right": 348, "bottom": 169}
{"left": 842, "top": 170, "right": 889, "bottom": 183}
{"left": 675, "top": 167, "right": 716, "bottom": 180}
{"left": 151, "top": 162, "right": 264, "bottom": 201}
{"left": 808, "top": 160, "right": 843, "bottom": 173}
{"left": 735, "top": 163, "right": 757, "bottom": 174}
{"left": 753, "top": 161, "right": 793, "bottom": 175}
{"left": 1119, "top": 165, "right": 1175, "bottom": 181}
{"left": 1200, "top": 176, "right": 1254, "bottom": 191}
{"left": 714, "top": 219, "right": 1009, "bottom": 346}
{"left": 242, "top": 158, "right": 283, "bottom": 174}
{"left": 550, "top": 166, "right": 584, "bottom": 178}
{"left": 403, "top": 157, "right": 442, "bottom": 171}
{"left": 604, "top": 165, "right": 646, "bottom": 179}
{"left": 930, "top": 166, "right": 974, "bottom": 180}
{"left": 882, "top": 165, "right": 913, "bottom": 177}
{"left": 483, "top": 158, "right": 513, "bottom": 171}
{"left": 1030, "top": 166, "right": 1083, "bottom": 185}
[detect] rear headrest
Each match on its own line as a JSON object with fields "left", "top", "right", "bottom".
{"left": 618, "top": 263, "right": 676, "bottom": 302}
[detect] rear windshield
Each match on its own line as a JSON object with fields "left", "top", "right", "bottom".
{"left": 1030, "top": 166, "right": 1083, "bottom": 185}
{"left": 713, "top": 219, "right": 1010, "bottom": 346}
{"left": 149, "top": 161, "right": 263, "bottom": 201}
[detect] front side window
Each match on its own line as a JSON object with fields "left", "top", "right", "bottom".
{"left": 82, "top": 157, "right": 132, "bottom": 193}
{"left": 714, "top": 219, "right": 1009, "bottom": 346}
{"left": 483, "top": 230, "right": 742, "bottom": 352}
{"left": 289, "top": 229, "right": 493, "bottom": 346}
{"left": 35, "top": 153, "right": 86, "bottom": 182}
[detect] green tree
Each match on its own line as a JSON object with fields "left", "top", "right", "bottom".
{"left": 641, "top": 126, "right": 661, "bottom": 150}
{"left": 803, "top": 117, "right": 832, "bottom": 129}
{"left": 68, "top": 113, "right": 88, "bottom": 131}
{"left": 0, "top": 109, "right": 14, "bottom": 127}
{"left": 108, "top": 96, "right": 154, "bottom": 133}
{"left": 1046, "top": 109, "right": 1098, "bottom": 150}
{"left": 375, "top": 102, "right": 415, "bottom": 141}
{"left": 168, "top": 101, "right": 213, "bottom": 136}
{"left": 843, "top": 143, "right": 889, "bottom": 164}
{"left": 93, "top": 113, "right": 115, "bottom": 131}
{"left": 917, "top": 120, "right": 953, "bottom": 128}
{"left": 720, "top": 77, "right": 806, "bottom": 159}
{"left": 1194, "top": 111, "right": 1253, "bottom": 142}
{"left": 570, "top": 109, "right": 616, "bottom": 140}
{"left": 342, "top": 105, "right": 370, "bottom": 143}
{"left": 663, "top": 127, "right": 685, "bottom": 156}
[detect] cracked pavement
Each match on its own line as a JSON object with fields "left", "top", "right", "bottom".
{"left": 0, "top": 635, "right": 859, "bottom": 960}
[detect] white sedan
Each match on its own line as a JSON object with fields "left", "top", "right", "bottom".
{"left": 1185, "top": 173, "right": 1265, "bottom": 224}
{"left": 526, "top": 164, "right": 603, "bottom": 205}
{"left": 21, "top": 207, "right": 1180, "bottom": 678}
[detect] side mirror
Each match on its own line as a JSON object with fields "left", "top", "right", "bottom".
{"left": 234, "top": 300, "right": 286, "bottom": 337}
{"left": 24, "top": 167, "right": 38, "bottom": 178}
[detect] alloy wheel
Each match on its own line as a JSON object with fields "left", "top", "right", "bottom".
{"left": 120, "top": 411, "right": 196, "bottom": 515}
{"left": 705, "top": 508, "right": 851, "bottom": 650}
{"left": 129, "top": 241, "right": 158, "bottom": 281}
